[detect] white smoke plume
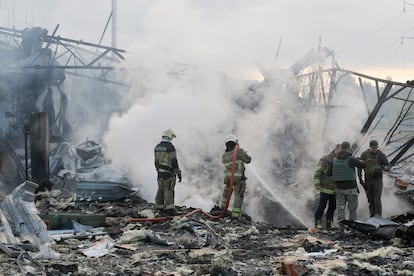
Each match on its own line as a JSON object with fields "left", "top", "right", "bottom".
{"left": 101, "top": 1, "right": 411, "bottom": 226}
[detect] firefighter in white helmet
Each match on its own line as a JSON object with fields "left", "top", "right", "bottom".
{"left": 221, "top": 134, "right": 251, "bottom": 219}
{"left": 154, "top": 128, "right": 182, "bottom": 216}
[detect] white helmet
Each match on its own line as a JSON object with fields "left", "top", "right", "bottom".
{"left": 162, "top": 128, "right": 176, "bottom": 139}
{"left": 225, "top": 134, "right": 238, "bottom": 144}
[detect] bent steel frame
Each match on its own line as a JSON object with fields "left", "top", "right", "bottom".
{"left": 0, "top": 25, "right": 125, "bottom": 82}
{"left": 296, "top": 67, "right": 414, "bottom": 169}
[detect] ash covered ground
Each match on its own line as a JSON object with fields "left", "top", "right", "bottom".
{"left": 1, "top": 193, "right": 412, "bottom": 276}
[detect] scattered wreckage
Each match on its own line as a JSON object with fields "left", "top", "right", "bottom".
{"left": 0, "top": 136, "right": 413, "bottom": 274}
{"left": 1, "top": 24, "right": 414, "bottom": 275}
{"left": 1, "top": 184, "right": 413, "bottom": 275}
{"left": 1, "top": 130, "right": 413, "bottom": 274}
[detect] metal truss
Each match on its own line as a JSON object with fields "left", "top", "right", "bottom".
{"left": 0, "top": 25, "right": 125, "bottom": 84}
{"left": 295, "top": 67, "right": 414, "bottom": 168}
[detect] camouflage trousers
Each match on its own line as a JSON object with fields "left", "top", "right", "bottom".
{"left": 155, "top": 176, "right": 176, "bottom": 210}
{"left": 221, "top": 177, "right": 246, "bottom": 218}
{"left": 336, "top": 188, "right": 358, "bottom": 231}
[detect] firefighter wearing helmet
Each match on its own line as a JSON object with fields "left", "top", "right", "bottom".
{"left": 221, "top": 134, "right": 252, "bottom": 219}
{"left": 154, "top": 128, "right": 182, "bottom": 216}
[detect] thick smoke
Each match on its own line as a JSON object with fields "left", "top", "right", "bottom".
{"left": 0, "top": 1, "right": 411, "bottom": 227}
{"left": 103, "top": 45, "right": 320, "bottom": 225}
{"left": 102, "top": 1, "right": 411, "bottom": 225}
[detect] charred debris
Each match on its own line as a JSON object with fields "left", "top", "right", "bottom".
{"left": 0, "top": 26, "right": 414, "bottom": 275}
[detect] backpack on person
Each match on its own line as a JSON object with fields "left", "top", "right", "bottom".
{"left": 365, "top": 157, "right": 382, "bottom": 177}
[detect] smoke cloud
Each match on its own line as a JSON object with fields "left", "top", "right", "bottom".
{"left": 101, "top": 1, "right": 411, "bottom": 226}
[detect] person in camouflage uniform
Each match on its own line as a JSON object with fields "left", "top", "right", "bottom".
{"left": 221, "top": 134, "right": 251, "bottom": 219}
{"left": 154, "top": 129, "right": 182, "bottom": 216}
{"left": 313, "top": 144, "right": 341, "bottom": 229}
{"left": 358, "top": 140, "right": 390, "bottom": 217}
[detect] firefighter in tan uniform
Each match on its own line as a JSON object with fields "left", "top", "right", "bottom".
{"left": 154, "top": 129, "right": 182, "bottom": 216}
{"left": 221, "top": 134, "right": 251, "bottom": 219}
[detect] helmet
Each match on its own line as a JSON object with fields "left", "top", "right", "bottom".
{"left": 224, "top": 134, "right": 238, "bottom": 144}
{"left": 162, "top": 129, "right": 176, "bottom": 139}
{"left": 369, "top": 140, "right": 379, "bottom": 148}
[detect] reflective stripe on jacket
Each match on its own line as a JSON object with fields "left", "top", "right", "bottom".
{"left": 313, "top": 152, "right": 335, "bottom": 194}
{"left": 222, "top": 147, "right": 251, "bottom": 178}
{"left": 155, "top": 141, "right": 180, "bottom": 179}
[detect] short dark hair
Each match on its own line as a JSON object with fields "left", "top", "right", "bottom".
{"left": 341, "top": 141, "right": 350, "bottom": 150}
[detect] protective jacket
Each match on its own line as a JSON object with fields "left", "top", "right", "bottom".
{"left": 222, "top": 145, "right": 251, "bottom": 179}
{"left": 221, "top": 142, "right": 251, "bottom": 219}
{"left": 328, "top": 150, "right": 365, "bottom": 190}
{"left": 154, "top": 140, "right": 181, "bottom": 179}
{"left": 313, "top": 151, "right": 336, "bottom": 195}
{"left": 359, "top": 149, "right": 389, "bottom": 180}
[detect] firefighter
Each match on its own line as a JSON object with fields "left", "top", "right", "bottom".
{"left": 313, "top": 144, "right": 341, "bottom": 229}
{"left": 221, "top": 134, "right": 251, "bottom": 219}
{"left": 154, "top": 129, "right": 182, "bottom": 216}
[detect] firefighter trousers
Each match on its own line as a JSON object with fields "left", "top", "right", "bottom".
{"left": 155, "top": 176, "right": 176, "bottom": 210}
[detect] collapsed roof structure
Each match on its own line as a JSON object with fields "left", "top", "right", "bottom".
{"left": 0, "top": 25, "right": 127, "bottom": 144}
{"left": 0, "top": 24, "right": 413, "bottom": 274}
{"left": 0, "top": 25, "right": 136, "bottom": 260}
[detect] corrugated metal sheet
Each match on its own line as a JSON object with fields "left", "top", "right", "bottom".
{"left": 76, "top": 181, "right": 134, "bottom": 202}
{"left": 0, "top": 181, "right": 50, "bottom": 248}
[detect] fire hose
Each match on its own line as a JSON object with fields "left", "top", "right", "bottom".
{"left": 129, "top": 145, "right": 239, "bottom": 223}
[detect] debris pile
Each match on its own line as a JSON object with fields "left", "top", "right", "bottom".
{"left": 0, "top": 24, "right": 414, "bottom": 275}
{"left": 1, "top": 186, "right": 413, "bottom": 275}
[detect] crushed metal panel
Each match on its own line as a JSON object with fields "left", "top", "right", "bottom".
{"left": 363, "top": 214, "right": 399, "bottom": 227}
{"left": 76, "top": 181, "right": 134, "bottom": 202}
{"left": 0, "top": 181, "right": 53, "bottom": 250}
{"left": 76, "top": 164, "right": 135, "bottom": 202}
{"left": 49, "top": 140, "right": 135, "bottom": 202}
{"left": 342, "top": 214, "right": 400, "bottom": 239}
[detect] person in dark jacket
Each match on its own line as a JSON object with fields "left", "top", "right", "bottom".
{"left": 313, "top": 144, "right": 341, "bottom": 229}
{"left": 154, "top": 129, "right": 182, "bottom": 216}
{"left": 328, "top": 141, "right": 365, "bottom": 233}
{"left": 357, "top": 140, "right": 390, "bottom": 217}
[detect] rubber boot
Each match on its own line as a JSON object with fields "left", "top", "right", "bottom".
{"left": 315, "top": 219, "right": 322, "bottom": 229}
{"left": 166, "top": 208, "right": 179, "bottom": 216}
{"left": 326, "top": 220, "right": 333, "bottom": 229}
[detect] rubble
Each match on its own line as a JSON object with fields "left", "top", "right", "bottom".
{"left": 342, "top": 213, "right": 414, "bottom": 243}
{"left": 0, "top": 23, "right": 413, "bottom": 275}
{"left": 1, "top": 188, "right": 413, "bottom": 275}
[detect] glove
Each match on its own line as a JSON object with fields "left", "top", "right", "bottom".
{"left": 177, "top": 172, "right": 182, "bottom": 183}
